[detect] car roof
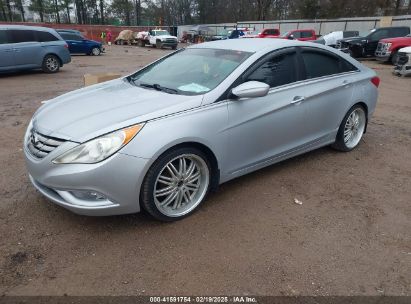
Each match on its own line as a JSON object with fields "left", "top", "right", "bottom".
{"left": 0, "top": 24, "right": 58, "bottom": 33}
{"left": 189, "top": 38, "right": 313, "bottom": 53}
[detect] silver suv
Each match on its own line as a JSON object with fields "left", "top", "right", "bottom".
{"left": 0, "top": 25, "right": 71, "bottom": 73}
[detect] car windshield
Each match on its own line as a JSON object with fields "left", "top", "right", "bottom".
{"left": 130, "top": 48, "right": 252, "bottom": 95}
{"left": 281, "top": 31, "right": 290, "bottom": 37}
{"left": 153, "top": 30, "right": 169, "bottom": 36}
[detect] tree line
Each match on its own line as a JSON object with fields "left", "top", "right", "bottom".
{"left": 1, "top": 0, "right": 410, "bottom": 26}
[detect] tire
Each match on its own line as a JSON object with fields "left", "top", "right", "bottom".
{"left": 140, "top": 147, "right": 212, "bottom": 221}
{"left": 156, "top": 40, "right": 162, "bottom": 49}
{"left": 391, "top": 51, "right": 399, "bottom": 65}
{"left": 42, "top": 54, "right": 60, "bottom": 73}
{"left": 172, "top": 45, "right": 177, "bottom": 50}
{"left": 332, "top": 104, "right": 367, "bottom": 152}
{"left": 91, "top": 47, "right": 101, "bottom": 56}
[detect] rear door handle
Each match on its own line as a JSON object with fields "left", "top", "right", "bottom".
{"left": 291, "top": 96, "right": 305, "bottom": 104}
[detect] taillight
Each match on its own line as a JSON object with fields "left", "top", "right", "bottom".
{"left": 64, "top": 44, "right": 68, "bottom": 48}
{"left": 371, "top": 76, "right": 380, "bottom": 88}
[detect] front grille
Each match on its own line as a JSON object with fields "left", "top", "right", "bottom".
{"left": 27, "top": 129, "right": 66, "bottom": 159}
{"left": 376, "top": 42, "right": 383, "bottom": 51}
{"left": 397, "top": 52, "right": 409, "bottom": 65}
{"left": 337, "top": 40, "right": 348, "bottom": 49}
{"left": 163, "top": 38, "right": 176, "bottom": 43}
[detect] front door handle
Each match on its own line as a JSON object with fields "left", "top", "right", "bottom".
{"left": 12, "top": 48, "right": 21, "bottom": 52}
{"left": 291, "top": 96, "right": 305, "bottom": 104}
{"left": 342, "top": 80, "right": 352, "bottom": 87}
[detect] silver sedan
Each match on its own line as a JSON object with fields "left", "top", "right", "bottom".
{"left": 24, "top": 39, "right": 379, "bottom": 221}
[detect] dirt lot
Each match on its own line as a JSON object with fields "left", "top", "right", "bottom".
{"left": 0, "top": 45, "right": 410, "bottom": 296}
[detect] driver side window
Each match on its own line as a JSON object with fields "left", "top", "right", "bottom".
{"left": 245, "top": 51, "right": 298, "bottom": 88}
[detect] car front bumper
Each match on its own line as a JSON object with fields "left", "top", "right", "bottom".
{"left": 375, "top": 51, "right": 391, "bottom": 61}
{"left": 394, "top": 64, "right": 411, "bottom": 76}
{"left": 25, "top": 144, "right": 151, "bottom": 216}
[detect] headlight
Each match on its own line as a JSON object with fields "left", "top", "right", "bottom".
{"left": 53, "top": 124, "right": 144, "bottom": 164}
{"left": 383, "top": 43, "right": 392, "bottom": 50}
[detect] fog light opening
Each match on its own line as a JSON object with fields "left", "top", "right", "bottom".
{"left": 70, "top": 190, "right": 108, "bottom": 201}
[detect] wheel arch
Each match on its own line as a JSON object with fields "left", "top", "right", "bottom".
{"left": 144, "top": 141, "right": 220, "bottom": 192}
{"left": 44, "top": 53, "right": 63, "bottom": 66}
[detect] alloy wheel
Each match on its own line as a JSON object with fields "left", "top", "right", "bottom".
{"left": 344, "top": 108, "right": 366, "bottom": 149}
{"left": 153, "top": 154, "right": 209, "bottom": 217}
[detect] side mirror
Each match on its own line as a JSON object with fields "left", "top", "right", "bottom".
{"left": 288, "top": 34, "right": 294, "bottom": 40}
{"left": 231, "top": 81, "right": 270, "bottom": 99}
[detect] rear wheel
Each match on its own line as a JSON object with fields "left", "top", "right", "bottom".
{"left": 140, "top": 147, "right": 211, "bottom": 221}
{"left": 42, "top": 55, "right": 60, "bottom": 73}
{"left": 332, "top": 105, "right": 367, "bottom": 152}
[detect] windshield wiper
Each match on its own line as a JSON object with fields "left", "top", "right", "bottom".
{"left": 139, "top": 83, "right": 178, "bottom": 94}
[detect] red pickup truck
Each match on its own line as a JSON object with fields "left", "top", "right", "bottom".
{"left": 279, "top": 29, "right": 317, "bottom": 41}
{"left": 375, "top": 34, "right": 411, "bottom": 63}
{"left": 258, "top": 29, "right": 280, "bottom": 38}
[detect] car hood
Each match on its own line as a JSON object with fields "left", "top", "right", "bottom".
{"left": 339, "top": 36, "right": 365, "bottom": 44}
{"left": 33, "top": 78, "right": 203, "bottom": 142}
{"left": 399, "top": 46, "right": 411, "bottom": 53}
{"left": 88, "top": 39, "right": 102, "bottom": 45}
{"left": 157, "top": 35, "right": 177, "bottom": 39}
{"left": 380, "top": 36, "right": 411, "bottom": 43}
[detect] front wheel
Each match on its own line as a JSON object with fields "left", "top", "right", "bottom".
{"left": 91, "top": 47, "right": 101, "bottom": 56}
{"left": 391, "top": 51, "right": 399, "bottom": 64}
{"left": 332, "top": 105, "right": 367, "bottom": 152}
{"left": 140, "top": 147, "right": 211, "bottom": 221}
{"left": 42, "top": 55, "right": 60, "bottom": 73}
{"left": 156, "top": 40, "right": 162, "bottom": 48}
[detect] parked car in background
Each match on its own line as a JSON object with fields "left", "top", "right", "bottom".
{"left": 393, "top": 46, "right": 411, "bottom": 76}
{"left": 139, "top": 29, "right": 178, "bottom": 49}
{"left": 228, "top": 29, "right": 245, "bottom": 39}
{"left": 0, "top": 25, "right": 70, "bottom": 73}
{"left": 210, "top": 28, "right": 229, "bottom": 40}
{"left": 375, "top": 34, "right": 411, "bottom": 63}
{"left": 336, "top": 26, "right": 410, "bottom": 58}
{"left": 240, "top": 30, "right": 260, "bottom": 38}
{"left": 258, "top": 28, "right": 280, "bottom": 38}
{"left": 313, "top": 31, "right": 359, "bottom": 47}
{"left": 24, "top": 39, "right": 379, "bottom": 221}
{"left": 279, "top": 29, "right": 317, "bottom": 41}
{"left": 57, "top": 30, "right": 104, "bottom": 56}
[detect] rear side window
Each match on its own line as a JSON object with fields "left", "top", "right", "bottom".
{"left": 9, "top": 30, "right": 36, "bottom": 43}
{"left": 301, "top": 31, "right": 313, "bottom": 38}
{"left": 292, "top": 31, "right": 301, "bottom": 38}
{"left": 37, "top": 31, "right": 59, "bottom": 42}
{"left": 0, "top": 30, "right": 8, "bottom": 44}
{"left": 246, "top": 51, "right": 297, "bottom": 88}
{"left": 390, "top": 27, "right": 409, "bottom": 37}
{"left": 301, "top": 49, "right": 358, "bottom": 79}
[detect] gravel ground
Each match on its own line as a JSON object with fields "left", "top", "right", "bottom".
{"left": 0, "top": 45, "right": 410, "bottom": 296}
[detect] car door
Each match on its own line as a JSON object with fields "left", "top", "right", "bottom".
{"left": 0, "top": 29, "right": 15, "bottom": 70}
{"left": 297, "top": 47, "right": 357, "bottom": 142}
{"left": 62, "top": 33, "right": 83, "bottom": 53}
{"left": 225, "top": 48, "right": 312, "bottom": 176}
{"left": 299, "top": 30, "right": 314, "bottom": 41}
{"left": 9, "top": 29, "right": 42, "bottom": 68}
{"left": 365, "top": 28, "right": 390, "bottom": 55}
